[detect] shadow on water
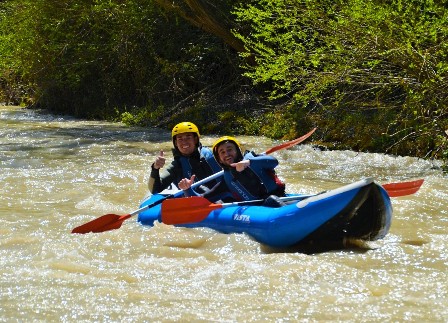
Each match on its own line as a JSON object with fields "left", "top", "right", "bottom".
{"left": 261, "top": 239, "right": 374, "bottom": 255}
{"left": 1, "top": 107, "right": 172, "bottom": 154}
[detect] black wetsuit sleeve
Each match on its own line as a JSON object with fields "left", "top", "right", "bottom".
{"left": 148, "top": 161, "right": 181, "bottom": 193}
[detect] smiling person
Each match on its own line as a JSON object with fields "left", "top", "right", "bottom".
{"left": 148, "top": 122, "right": 221, "bottom": 193}
{"left": 178, "top": 136, "right": 286, "bottom": 205}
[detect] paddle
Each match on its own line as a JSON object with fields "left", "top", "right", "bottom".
{"left": 161, "top": 195, "right": 304, "bottom": 225}
{"left": 264, "top": 127, "right": 316, "bottom": 154}
{"left": 71, "top": 171, "right": 223, "bottom": 234}
{"left": 71, "top": 128, "right": 317, "bottom": 234}
{"left": 382, "top": 178, "right": 424, "bottom": 197}
{"left": 161, "top": 178, "right": 425, "bottom": 225}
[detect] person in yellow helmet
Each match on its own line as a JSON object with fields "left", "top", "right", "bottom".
{"left": 178, "top": 136, "right": 286, "bottom": 204}
{"left": 148, "top": 122, "right": 221, "bottom": 193}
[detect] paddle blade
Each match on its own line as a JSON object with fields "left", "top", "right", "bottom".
{"left": 264, "top": 128, "right": 316, "bottom": 155}
{"left": 382, "top": 179, "right": 424, "bottom": 197}
{"left": 71, "top": 214, "right": 131, "bottom": 234}
{"left": 161, "top": 196, "right": 223, "bottom": 225}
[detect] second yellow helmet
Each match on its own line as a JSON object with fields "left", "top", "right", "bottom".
{"left": 212, "top": 136, "right": 243, "bottom": 161}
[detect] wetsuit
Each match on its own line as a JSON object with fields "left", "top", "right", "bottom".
{"left": 184, "top": 151, "right": 285, "bottom": 202}
{"left": 148, "top": 144, "right": 221, "bottom": 194}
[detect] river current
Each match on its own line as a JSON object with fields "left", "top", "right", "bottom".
{"left": 1, "top": 105, "right": 446, "bottom": 322}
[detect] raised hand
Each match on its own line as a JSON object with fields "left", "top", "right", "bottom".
{"left": 178, "top": 174, "right": 196, "bottom": 190}
{"left": 230, "top": 160, "right": 250, "bottom": 172}
{"left": 153, "top": 150, "right": 165, "bottom": 169}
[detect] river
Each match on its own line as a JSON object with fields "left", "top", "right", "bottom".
{"left": 1, "top": 105, "right": 446, "bottom": 322}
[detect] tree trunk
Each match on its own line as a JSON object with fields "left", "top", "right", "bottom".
{"left": 155, "top": 0, "right": 245, "bottom": 53}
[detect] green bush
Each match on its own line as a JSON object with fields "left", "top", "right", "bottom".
{"left": 232, "top": 0, "right": 448, "bottom": 160}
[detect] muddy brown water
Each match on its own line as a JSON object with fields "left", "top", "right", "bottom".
{"left": 1, "top": 106, "right": 446, "bottom": 322}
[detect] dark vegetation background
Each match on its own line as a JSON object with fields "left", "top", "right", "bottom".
{"left": 1, "top": 0, "right": 447, "bottom": 167}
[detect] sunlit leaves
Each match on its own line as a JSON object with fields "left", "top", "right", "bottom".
{"left": 232, "top": 0, "right": 448, "bottom": 159}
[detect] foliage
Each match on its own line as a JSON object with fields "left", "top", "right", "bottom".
{"left": 0, "top": 0, "right": 240, "bottom": 119}
{"left": 1, "top": 0, "right": 448, "bottom": 165}
{"left": 232, "top": 0, "right": 448, "bottom": 160}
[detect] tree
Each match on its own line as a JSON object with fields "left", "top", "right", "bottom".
{"left": 155, "top": 0, "right": 245, "bottom": 52}
{"left": 232, "top": 0, "right": 448, "bottom": 159}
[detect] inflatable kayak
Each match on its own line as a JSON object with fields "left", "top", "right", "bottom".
{"left": 138, "top": 178, "right": 393, "bottom": 248}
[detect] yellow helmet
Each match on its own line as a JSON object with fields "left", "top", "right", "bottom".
{"left": 171, "top": 122, "right": 200, "bottom": 138}
{"left": 212, "top": 136, "right": 243, "bottom": 162}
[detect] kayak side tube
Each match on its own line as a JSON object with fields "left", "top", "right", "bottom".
{"left": 137, "top": 178, "right": 393, "bottom": 248}
{"left": 180, "top": 178, "right": 386, "bottom": 247}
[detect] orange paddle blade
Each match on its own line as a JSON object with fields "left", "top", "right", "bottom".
{"left": 264, "top": 128, "right": 316, "bottom": 155}
{"left": 382, "top": 179, "right": 424, "bottom": 197}
{"left": 161, "top": 196, "right": 222, "bottom": 225}
{"left": 71, "top": 214, "right": 131, "bottom": 234}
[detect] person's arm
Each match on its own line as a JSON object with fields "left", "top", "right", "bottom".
{"left": 246, "top": 154, "right": 278, "bottom": 169}
{"left": 230, "top": 154, "right": 278, "bottom": 172}
{"left": 147, "top": 164, "right": 160, "bottom": 192}
{"left": 148, "top": 162, "right": 179, "bottom": 193}
{"left": 148, "top": 150, "right": 166, "bottom": 192}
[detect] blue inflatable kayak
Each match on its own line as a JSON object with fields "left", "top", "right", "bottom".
{"left": 138, "top": 178, "right": 392, "bottom": 248}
